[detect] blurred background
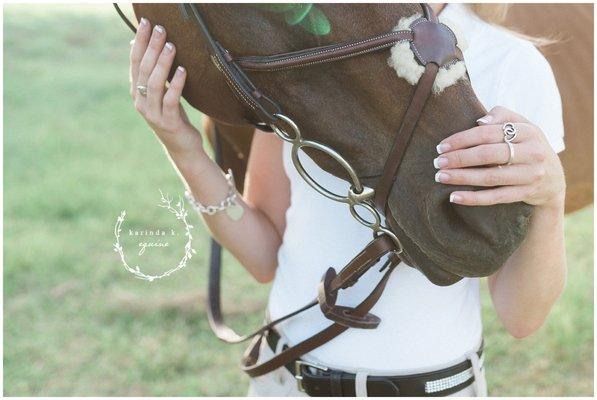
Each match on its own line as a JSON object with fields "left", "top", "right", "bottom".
{"left": 3, "top": 3, "right": 593, "bottom": 396}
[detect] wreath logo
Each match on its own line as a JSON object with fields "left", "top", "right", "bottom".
{"left": 113, "top": 190, "right": 196, "bottom": 281}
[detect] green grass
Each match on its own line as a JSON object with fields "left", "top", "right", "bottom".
{"left": 3, "top": 4, "right": 593, "bottom": 396}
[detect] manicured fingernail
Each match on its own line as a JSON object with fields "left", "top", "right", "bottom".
{"left": 450, "top": 193, "right": 462, "bottom": 203}
{"left": 154, "top": 25, "right": 164, "bottom": 34}
{"left": 436, "top": 143, "right": 451, "bottom": 154}
{"left": 129, "top": 39, "right": 135, "bottom": 46}
{"left": 165, "top": 42, "right": 174, "bottom": 52}
{"left": 433, "top": 157, "right": 448, "bottom": 169}
{"left": 476, "top": 115, "right": 492, "bottom": 125}
{"left": 140, "top": 18, "right": 148, "bottom": 26}
{"left": 176, "top": 66, "right": 185, "bottom": 74}
{"left": 435, "top": 171, "right": 449, "bottom": 183}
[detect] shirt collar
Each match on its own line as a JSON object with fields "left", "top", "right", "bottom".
{"left": 439, "top": 3, "right": 480, "bottom": 42}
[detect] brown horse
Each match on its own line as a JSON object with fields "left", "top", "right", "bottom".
{"left": 203, "top": 4, "right": 594, "bottom": 215}
{"left": 127, "top": 3, "right": 534, "bottom": 285}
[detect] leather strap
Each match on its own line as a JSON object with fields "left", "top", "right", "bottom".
{"left": 180, "top": 4, "right": 410, "bottom": 127}
{"left": 318, "top": 267, "right": 382, "bottom": 329}
{"left": 207, "top": 140, "right": 399, "bottom": 376}
{"left": 241, "top": 250, "right": 399, "bottom": 377}
{"left": 207, "top": 127, "right": 319, "bottom": 344}
{"left": 373, "top": 8, "right": 464, "bottom": 212}
{"left": 113, "top": 3, "right": 137, "bottom": 33}
{"left": 421, "top": 3, "right": 438, "bottom": 23}
{"left": 206, "top": 125, "right": 400, "bottom": 377}
{"left": 183, "top": 4, "right": 282, "bottom": 125}
{"left": 204, "top": 129, "right": 311, "bottom": 343}
{"left": 317, "top": 238, "right": 401, "bottom": 329}
{"left": 374, "top": 62, "right": 439, "bottom": 212}
{"left": 332, "top": 234, "right": 399, "bottom": 291}
{"left": 235, "top": 30, "right": 413, "bottom": 72}
{"left": 200, "top": 125, "right": 402, "bottom": 374}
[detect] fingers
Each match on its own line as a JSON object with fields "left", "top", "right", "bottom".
{"left": 435, "top": 164, "right": 543, "bottom": 187}
{"left": 130, "top": 21, "right": 181, "bottom": 124}
{"left": 136, "top": 24, "right": 167, "bottom": 97}
{"left": 437, "top": 123, "right": 531, "bottom": 154}
{"left": 433, "top": 142, "right": 536, "bottom": 169}
{"left": 127, "top": 18, "right": 193, "bottom": 151}
{"left": 449, "top": 186, "right": 530, "bottom": 206}
{"left": 147, "top": 41, "right": 176, "bottom": 115}
{"left": 130, "top": 17, "right": 151, "bottom": 99}
{"left": 435, "top": 106, "right": 556, "bottom": 207}
{"left": 163, "top": 66, "right": 187, "bottom": 123}
{"left": 437, "top": 106, "right": 532, "bottom": 154}
{"left": 476, "top": 105, "right": 529, "bottom": 126}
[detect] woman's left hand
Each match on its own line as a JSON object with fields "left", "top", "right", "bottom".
{"left": 433, "top": 106, "right": 565, "bottom": 208}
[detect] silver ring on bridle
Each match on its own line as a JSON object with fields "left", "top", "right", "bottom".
{"left": 270, "top": 113, "right": 403, "bottom": 254}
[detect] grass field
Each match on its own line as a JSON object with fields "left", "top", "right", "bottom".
{"left": 3, "top": 5, "right": 593, "bottom": 396}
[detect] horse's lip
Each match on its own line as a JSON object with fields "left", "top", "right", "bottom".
{"left": 384, "top": 203, "right": 463, "bottom": 286}
{"left": 386, "top": 192, "right": 465, "bottom": 271}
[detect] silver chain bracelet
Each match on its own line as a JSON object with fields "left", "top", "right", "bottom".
{"left": 184, "top": 169, "right": 244, "bottom": 221}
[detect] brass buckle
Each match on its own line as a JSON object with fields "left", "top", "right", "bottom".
{"left": 294, "top": 359, "right": 329, "bottom": 392}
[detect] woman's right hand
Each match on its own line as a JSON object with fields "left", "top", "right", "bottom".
{"left": 129, "top": 18, "right": 204, "bottom": 162}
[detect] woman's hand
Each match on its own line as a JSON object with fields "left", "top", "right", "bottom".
{"left": 433, "top": 106, "right": 565, "bottom": 209}
{"left": 129, "top": 18, "right": 203, "bottom": 162}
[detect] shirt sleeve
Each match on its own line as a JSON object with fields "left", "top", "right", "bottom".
{"left": 495, "top": 42, "right": 565, "bottom": 153}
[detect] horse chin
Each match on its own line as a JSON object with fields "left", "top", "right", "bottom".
{"left": 385, "top": 208, "right": 463, "bottom": 286}
{"left": 385, "top": 169, "right": 534, "bottom": 286}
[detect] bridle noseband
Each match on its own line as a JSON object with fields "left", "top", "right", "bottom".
{"left": 114, "top": 3, "right": 464, "bottom": 378}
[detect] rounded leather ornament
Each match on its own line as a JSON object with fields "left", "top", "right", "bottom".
{"left": 410, "top": 19, "right": 460, "bottom": 67}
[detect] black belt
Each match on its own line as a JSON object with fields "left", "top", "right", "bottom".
{"left": 266, "top": 329, "right": 483, "bottom": 397}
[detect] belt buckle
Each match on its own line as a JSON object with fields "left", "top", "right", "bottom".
{"left": 294, "top": 359, "right": 329, "bottom": 392}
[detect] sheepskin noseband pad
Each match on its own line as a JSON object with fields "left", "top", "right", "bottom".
{"left": 388, "top": 14, "right": 467, "bottom": 93}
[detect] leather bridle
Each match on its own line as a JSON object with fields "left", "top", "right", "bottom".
{"left": 115, "top": 3, "right": 464, "bottom": 378}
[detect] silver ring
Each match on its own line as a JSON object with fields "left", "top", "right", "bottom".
{"left": 136, "top": 84, "right": 148, "bottom": 96}
{"left": 502, "top": 122, "right": 517, "bottom": 143}
{"left": 505, "top": 141, "right": 515, "bottom": 165}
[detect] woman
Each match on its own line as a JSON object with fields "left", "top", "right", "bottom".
{"left": 128, "top": 3, "right": 566, "bottom": 396}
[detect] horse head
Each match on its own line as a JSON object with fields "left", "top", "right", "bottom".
{"left": 131, "top": 3, "right": 533, "bottom": 285}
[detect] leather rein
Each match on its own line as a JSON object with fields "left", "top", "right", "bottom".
{"left": 114, "top": 3, "right": 463, "bottom": 377}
